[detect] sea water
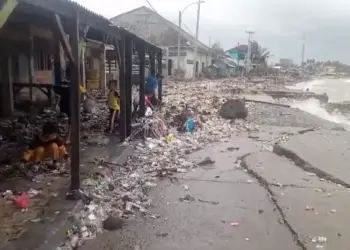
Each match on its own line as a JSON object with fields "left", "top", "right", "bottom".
{"left": 286, "top": 78, "right": 350, "bottom": 128}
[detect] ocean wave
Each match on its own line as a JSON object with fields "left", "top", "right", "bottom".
{"left": 286, "top": 79, "right": 327, "bottom": 91}
{"left": 291, "top": 99, "right": 350, "bottom": 128}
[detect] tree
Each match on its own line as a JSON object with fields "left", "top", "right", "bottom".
{"left": 250, "top": 41, "right": 270, "bottom": 65}
{"left": 211, "top": 42, "right": 225, "bottom": 55}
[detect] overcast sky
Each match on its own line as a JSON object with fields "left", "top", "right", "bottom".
{"left": 77, "top": 0, "right": 350, "bottom": 64}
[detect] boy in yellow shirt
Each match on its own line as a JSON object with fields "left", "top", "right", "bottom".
{"left": 107, "top": 80, "right": 120, "bottom": 133}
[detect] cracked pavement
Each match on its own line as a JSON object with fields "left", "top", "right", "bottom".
{"left": 81, "top": 131, "right": 350, "bottom": 250}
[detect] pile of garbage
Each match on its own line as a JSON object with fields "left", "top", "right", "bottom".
{"left": 58, "top": 79, "right": 259, "bottom": 249}
{"left": 0, "top": 91, "right": 110, "bottom": 180}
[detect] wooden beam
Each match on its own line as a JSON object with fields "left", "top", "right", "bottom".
{"left": 54, "top": 14, "right": 74, "bottom": 64}
{"left": 125, "top": 36, "right": 133, "bottom": 136}
{"left": 69, "top": 10, "right": 81, "bottom": 191}
{"left": 138, "top": 43, "right": 146, "bottom": 117}
{"left": 157, "top": 51, "right": 163, "bottom": 104}
{"left": 117, "top": 38, "right": 126, "bottom": 142}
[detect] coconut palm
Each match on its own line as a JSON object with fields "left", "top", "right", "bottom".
{"left": 251, "top": 44, "right": 270, "bottom": 65}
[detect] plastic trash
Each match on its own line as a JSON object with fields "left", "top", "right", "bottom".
{"left": 166, "top": 134, "right": 174, "bottom": 143}
{"left": 13, "top": 193, "right": 29, "bottom": 209}
{"left": 185, "top": 119, "right": 196, "bottom": 133}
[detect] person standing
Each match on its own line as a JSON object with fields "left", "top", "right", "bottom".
{"left": 53, "top": 64, "right": 87, "bottom": 144}
{"left": 107, "top": 80, "right": 120, "bottom": 133}
{"left": 145, "top": 69, "right": 158, "bottom": 105}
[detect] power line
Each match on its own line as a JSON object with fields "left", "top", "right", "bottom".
{"left": 145, "top": 0, "right": 195, "bottom": 41}
{"left": 145, "top": 0, "right": 158, "bottom": 13}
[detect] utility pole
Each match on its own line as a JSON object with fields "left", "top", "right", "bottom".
{"left": 177, "top": 1, "right": 204, "bottom": 73}
{"left": 193, "top": 0, "right": 202, "bottom": 78}
{"left": 301, "top": 34, "right": 306, "bottom": 69}
{"left": 245, "top": 30, "right": 255, "bottom": 73}
{"left": 177, "top": 11, "right": 181, "bottom": 70}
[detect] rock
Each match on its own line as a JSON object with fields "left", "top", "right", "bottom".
{"left": 197, "top": 157, "right": 215, "bottom": 166}
{"left": 219, "top": 99, "right": 248, "bottom": 120}
{"left": 103, "top": 216, "right": 124, "bottom": 231}
{"left": 179, "top": 194, "right": 195, "bottom": 202}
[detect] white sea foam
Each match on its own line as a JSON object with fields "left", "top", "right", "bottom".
{"left": 288, "top": 79, "right": 350, "bottom": 128}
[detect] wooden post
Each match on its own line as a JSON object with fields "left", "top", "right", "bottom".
{"left": 118, "top": 38, "right": 126, "bottom": 142}
{"left": 157, "top": 50, "right": 163, "bottom": 103}
{"left": 125, "top": 36, "right": 133, "bottom": 136}
{"left": 138, "top": 43, "right": 146, "bottom": 117}
{"left": 28, "top": 37, "right": 34, "bottom": 103}
{"left": 1, "top": 55, "right": 14, "bottom": 117}
{"left": 69, "top": 11, "right": 81, "bottom": 191}
{"left": 53, "top": 37, "right": 62, "bottom": 85}
{"left": 108, "top": 60, "right": 111, "bottom": 74}
{"left": 149, "top": 51, "right": 155, "bottom": 73}
{"left": 100, "top": 43, "right": 106, "bottom": 93}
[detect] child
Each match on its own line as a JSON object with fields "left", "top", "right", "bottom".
{"left": 107, "top": 80, "right": 121, "bottom": 133}
{"left": 23, "top": 122, "right": 68, "bottom": 163}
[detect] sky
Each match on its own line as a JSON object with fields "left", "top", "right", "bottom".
{"left": 76, "top": 0, "right": 350, "bottom": 64}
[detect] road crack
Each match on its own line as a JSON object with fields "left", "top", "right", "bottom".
{"left": 239, "top": 154, "right": 307, "bottom": 250}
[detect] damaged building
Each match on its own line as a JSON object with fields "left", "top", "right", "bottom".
{"left": 110, "top": 6, "right": 212, "bottom": 79}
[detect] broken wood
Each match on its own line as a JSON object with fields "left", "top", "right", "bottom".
{"left": 244, "top": 99, "right": 291, "bottom": 108}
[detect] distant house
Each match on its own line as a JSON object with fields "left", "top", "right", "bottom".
{"left": 226, "top": 44, "right": 248, "bottom": 62}
{"left": 211, "top": 56, "right": 237, "bottom": 77}
{"left": 110, "top": 6, "right": 212, "bottom": 79}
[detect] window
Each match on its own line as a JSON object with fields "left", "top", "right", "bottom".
{"left": 34, "top": 51, "right": 52, "bottom": 71}
{"left": 187, "top": 59, "right": 194, "bottom": 64}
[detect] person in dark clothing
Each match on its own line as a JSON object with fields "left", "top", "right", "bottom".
{"left": 53, "top": 65, "right": 87, "bottom": 144}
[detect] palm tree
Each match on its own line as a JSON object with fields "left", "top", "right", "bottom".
{"left": 251, "top": 46, "right": 270, "bottom": 65}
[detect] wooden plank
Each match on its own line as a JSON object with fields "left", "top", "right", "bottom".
{"left": 54, "top": 14, "right": 74, "bottom": 64}
{"left": 68, "top": 10, "right": 81, "bottom": 191}
{"left": 125, "top": 35, "right": 133, "bottom": 136}
{"left": 118, "top": 38, "right": 126, "bottom": 142}
{"left": 138, "top": 43, "right": 146, "bottom": 117}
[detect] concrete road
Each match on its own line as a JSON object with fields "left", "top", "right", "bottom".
{"left": 81, "top": 138, "right": 300, "bottom": 250}
{"left": 243, "top": 151, "right": 350, "bottom": 250}
{"left": 274, "top": 130, "right": 350, "bottom": 186}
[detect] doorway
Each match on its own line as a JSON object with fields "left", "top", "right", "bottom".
{"left": 202, "top": 62, "right": 204, "bottom": 72}
{"left": 195, "top": 61, "right": 199, "bottom": 74}
{"left": 168, "top": 59, "right": 172, "bottom": 76}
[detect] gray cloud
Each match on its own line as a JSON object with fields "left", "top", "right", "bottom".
{"left": 77, "top": 0, "right": 350, "bottom": 64}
